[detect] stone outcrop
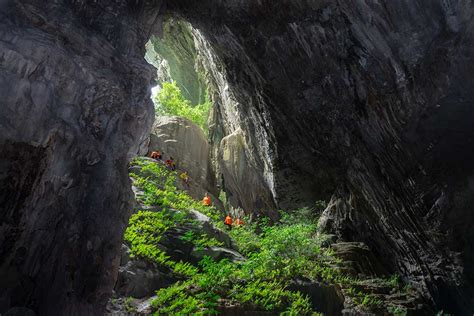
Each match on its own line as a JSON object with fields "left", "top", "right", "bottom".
{"left": 115, "top": 245, "right": 176, "bottom": 299}
{"left": 148, "top": 116, "right": 219, "bottom": 201}
{"left": 219, "top": 129, "right": 277, "bottom": 216}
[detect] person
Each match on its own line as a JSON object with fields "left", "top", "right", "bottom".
{"left": 202, "top": 192, "right": 212, "bottom": 206}
{"left": 165, "top": 157, "right": 175, "bottom": 171}
{"left": 150, "top": 151, "right": 162, "bottom": 160}
{"left": 234, "top": 218, "right": 244, "bottom": 226}
{"left": 225, "top": 214, "right": 233, "bottom": 230}
{"left": 170, "top": 157, "right": 176, "bottom": 171}
{"left": 180, "top": 172, "right": 190, "bottom": 185}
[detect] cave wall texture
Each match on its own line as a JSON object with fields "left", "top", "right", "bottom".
{"left": 0, "top": 0, "right": 162, "bottom": 314}
{"left": 1, "top": 0, "right": 474, "bottom": 315}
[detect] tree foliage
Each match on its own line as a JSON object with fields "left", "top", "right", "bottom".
{"left": 154, "top": 81, "right": 211, "bottom": 132}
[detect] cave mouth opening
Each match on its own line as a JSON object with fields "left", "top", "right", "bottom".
{"left": 145, "top": 17, "right": 213, "bottom": 137}
{"left": 139, "top": 15, "right": 228, "bottom": 206}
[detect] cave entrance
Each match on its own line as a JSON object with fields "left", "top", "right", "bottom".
{"left": 108, "top": 18, "right": 234, "bottom": 311}
{"left": 140, "top": 17, "right": 226, "bottom": 209}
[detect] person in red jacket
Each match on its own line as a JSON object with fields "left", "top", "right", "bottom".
{"left": 150, "top": 151, "right": 162, "bottom": 160}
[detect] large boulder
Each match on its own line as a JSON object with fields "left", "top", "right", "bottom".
{"left": 218, "top": 129, "right": 277, "bottom": 217}
{"left": 288, "top": 279, "right": 344, "bottom": 316}
{"left": 115, "top": 245, "right": 176, "bottom": 299}
{"left": 188, "top": 209, "right": 235, "bottom": 249}
{"left": 148, "top": 116, "right": 220, "bottom": 204}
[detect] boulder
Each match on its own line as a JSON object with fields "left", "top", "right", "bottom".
{"left": 218, "top": 129, "right": 276, "bottom": 217}
{"left": 115, "top": 256, "right": 176, "bottom": 299}
{"left": 157, "top": 227, "right": 195, "bottom": 263}
{"left": 148, "top": 116, "right": 219, "bottom": 204}
{"left": 188, "top": 209, "right": 235, "bottom": 249}
{"left": 288, "top": 279, "right": 344, "bottom": 316}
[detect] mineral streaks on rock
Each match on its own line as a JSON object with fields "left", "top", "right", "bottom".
{"left": 166, "top": 0, "right": 474, "bottom": 313}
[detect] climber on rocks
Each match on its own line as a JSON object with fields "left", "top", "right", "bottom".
{"left": 225, "top": 214, "right": 233, "bottom": 230}
{"left": 150, "top": 151, "right": 162, "bottom": 160}
{"left": 180, "top": 171, "right": 190, "bottom": 186}
{"left": 165, "top": 157, "right": 176, "bottom": 171}
{"left": 234, "top": 218, "right": 244, "bottom": 227}
{"left": 202, "top": 192, "right": 212, "bottom": 206}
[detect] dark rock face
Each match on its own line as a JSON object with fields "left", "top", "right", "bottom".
{"left": 147, "top": 19, "right": 207, "bottom": 106}
{"left": 0, "top": 1, "right": 161, "bottom": 314}
{"left": 288, "top": 279, "right": 345, "bottom": 316}
{"left": 115, "top": 245, "right": 175, "bottom": 299}
{"left": 2, "top": 0, "right": 474, "bottom": 315}
{"left": 166, "top": 0, "right": 474, "bottom": 314}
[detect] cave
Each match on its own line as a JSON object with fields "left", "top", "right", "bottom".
{"left": 1, "top": 0, "right": 474, "bottom": 315}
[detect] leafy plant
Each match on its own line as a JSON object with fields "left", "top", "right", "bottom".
{"left": 126, "top": 157, "right": 413, "bottom": 315}
{"left": 124, "top": 297, "right": 136, "bottom": 313}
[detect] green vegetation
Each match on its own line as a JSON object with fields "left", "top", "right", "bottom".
{"left": 125, "top": 157, "right": 413, "bottom": 315}
{"left": 129, "top": 158, "right": 219, "bottom": 221}
{"left": 155, "top": 81, "right": 212, "bottom": 132}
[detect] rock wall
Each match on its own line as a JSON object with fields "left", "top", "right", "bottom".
{"left": 0, "top": 1, "right": 161, "bottom": 314}
{"left": 166, "top": 0, "right": 474, "bottom": 314}
{"left": 147, "top": 19, "right": 207, "bottom": 106}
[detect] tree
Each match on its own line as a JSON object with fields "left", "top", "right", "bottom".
{"left": 155, "top": 81, "right": 211, "bottom": 133}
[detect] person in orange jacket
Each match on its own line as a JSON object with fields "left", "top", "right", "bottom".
{"left": 202, "top": 192, "right": 212, "bottom": 206}
{"left": 224, "top": 214, "right": 233, "bottom": 230}
{"left": 234, "top": 218, "right": 244, "bottom": 227}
